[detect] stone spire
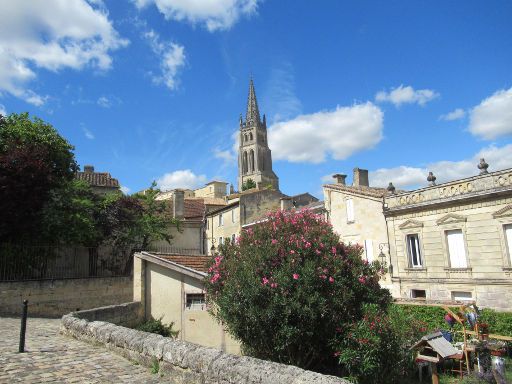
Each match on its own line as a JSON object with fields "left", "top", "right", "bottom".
{"left": 245, "top": 78, "right": 261, "bottom": 126}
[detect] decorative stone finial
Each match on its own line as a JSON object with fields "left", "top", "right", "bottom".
{"left": 229, "top": 184, "right": 235, "bottom": 194}
{"left": 427, "top": 171, "right": 436, "bottom": 186}
{"left": 387, "top": 182, "right": 396, "bottom": 194}
{"left": 478, "top": 158, "right": 489, "bottom": 175}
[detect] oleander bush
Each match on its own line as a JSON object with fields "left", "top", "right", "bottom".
{"left": 205, "top": 209, "right": 393, "bottom": 381}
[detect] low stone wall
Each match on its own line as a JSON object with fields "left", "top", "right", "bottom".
{"left": 61, "top": 308, "right": 348, "bottom": 384}
{"left": 72, "top": 302, "right": 143, "bottom": 328}
{"left": 0, "top": 277, "right": 133, "bottom": 317}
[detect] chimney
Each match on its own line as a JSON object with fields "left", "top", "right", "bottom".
{"left": 280, "top": 197, "right": 293, "bottom": 211}
{"left": 332, "top": 174, "right": 347, "bottom": 185}
{"left": 84, "top": 165, "right": 94, "bottom": 173}
{"left": 173, "top": 189, "right": 185, "bottom": 219}
{"left": 353, "top": 168, "right": 369, "bottom": 187}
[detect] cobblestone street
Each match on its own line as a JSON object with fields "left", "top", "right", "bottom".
{"left": 0, "top": 317, "right": 166, "bottom": 383}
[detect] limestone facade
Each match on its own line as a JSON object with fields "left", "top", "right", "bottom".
{"left": 385, "top": 167, "right": 512, "bottom": 311}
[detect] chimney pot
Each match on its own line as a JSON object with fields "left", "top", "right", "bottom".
{"left": 332, "top": 174, "right": 347, "bottom": 185}
{"left": 353, "top": 168, "right": 369, "bottom": 187}
{"left": 280, "top": 197, "right": 293, "bottom": 211}
{"left": 173, "top": 189, "right": 185, "bottom": 219}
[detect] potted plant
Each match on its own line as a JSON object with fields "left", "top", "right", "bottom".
{"left": 478, "top": 322, "right": 489, "bottom": 340}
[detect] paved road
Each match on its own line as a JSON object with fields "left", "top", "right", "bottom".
{"left": 0, "top": 317, "right": 166, "bottom": 383}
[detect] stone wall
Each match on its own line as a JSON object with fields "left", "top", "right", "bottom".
{"left": 72, "top": 302, "right": 143, "bottom": 328}
{"left": 61, "top": 309, "right": 348, "bottom": 384}
{"left": 0, "top": 276, "right": 132, "bottom": 317}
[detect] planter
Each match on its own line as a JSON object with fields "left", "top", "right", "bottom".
{"left": 479, "top": 333, "right": 489, "bottom": 341}
{"left": 490, "top": 350, "right": 504, "bottom": 357}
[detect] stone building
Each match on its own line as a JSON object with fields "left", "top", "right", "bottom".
{"left": 385, "top": 163, "right": 512, "bottom": 311}
{"left": 323, "top": 168, "right": 394, "bottom": 292}
{"left": 75, "top": 165, "right": 120, "bottom": 195}
{"left": 237, "top": 79, "right": 279, "bottom": 192}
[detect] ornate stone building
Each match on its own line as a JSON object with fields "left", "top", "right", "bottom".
{"left": 237, "top": 79, "right": 279, "bottom": 192}
{"left": 384, "top": 163, "right": 512, "bottom": 311}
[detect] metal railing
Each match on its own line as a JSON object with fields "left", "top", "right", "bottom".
{"left": 0, "top": 244, "right": 134, "bottom": 281}
{"left": 146, "top": 245, "right": 204, "bottom": 255}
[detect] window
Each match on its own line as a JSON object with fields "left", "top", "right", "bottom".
{"left": 452, "top": 291, "right": 473, "bottom": 302}
{"left": 219, "top": 237, "right": 223, "bottom": 246}
{"left": 231, "top": 209, "right": 235, "bottom": 223}
{"left": 346, "top": 199, "right": 354, "bottom": 223}
{"left": 218, "top": 213, "right": 223, "bottom": 226}
{"left": 505, "top": 225, "right": 512, "bottom": 264}
{"left": 231, "top": 234, "right": 236, "bottom": 243}
{"left": 446, "top": 229, "right": 467, "bottom": 268}
{"left": 364, "top": 239, "right": 373, "bottom": 263}
{"left": 411, "top": 289, "right": 426, "bottom": 299}
{"left": 407, "top": 234, "right": 423, "bottom": 268}
{"left": 186, "top": 293, "right": 206, "bottom": 310}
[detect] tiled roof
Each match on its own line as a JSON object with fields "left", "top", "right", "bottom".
{"left": 158, "top": 254, "right": 211, "bottom": 273}
{"left": 323, "top": 183, "right": 387, "bottom": 198}
{"left": 75, "top": 171, "right": 120, "bottom": 188}
{"left": 166, "top": 199, "right": 206, "bottom": 219}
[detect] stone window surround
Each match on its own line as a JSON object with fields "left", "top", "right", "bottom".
{"left": 437, "top": 215, "right": 471, "bottom": 271}
{"left": 493, "top": 206, "right": 512, "bottom": 269}
{"left": 345, "top": 197, "right": 355, "bottom": 224}
{"left": 399, "top": 220, "right": 427, "bottom": 271}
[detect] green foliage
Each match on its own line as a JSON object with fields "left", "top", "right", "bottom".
{"left": 241, "top": 178, "right": 256, "bottom": 191}
{"left": 205, "top": 209, "right": 391, "bottom": 373}
{"left": 478, "top": 308, "right": 512, "bottom": 337}
{"left": 150, "top": 358, "right": 160, "bottom": 374}
{"left": 136, "top": 317, "right": 179, "bottom": 338}
{"left": 39, "top": 180, "right": 102, "bottom": 245}
{"left": 0, "top": 113, "right": 77, "bottom": 242}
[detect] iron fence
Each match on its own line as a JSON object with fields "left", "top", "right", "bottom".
{"left": 0, "top": 244, "right": 134, "bottom": 281}
{"left": 146, "top": 245, "right": 204, "bottom": 255}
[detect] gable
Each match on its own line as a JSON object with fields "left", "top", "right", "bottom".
{"left": 492, "top": 205, "right": 512, "bottom": 218}
{"left": 436, "top": 213, "right": 467, "bottom": 225}
{"left": 399, "top": 219, "right": 424, "bottom": 230}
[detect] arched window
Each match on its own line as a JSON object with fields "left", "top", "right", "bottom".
{"left": 249, "top": 132, "right": 253, "bottom": 141}
{"left": 249, "top": 150, "right": 255, "bottom": 172}
{"left": 243, "top": 151, "right": 248, "bottom": 174}
{"left": 244, "top": 134, "right": 248, "bottom": 142}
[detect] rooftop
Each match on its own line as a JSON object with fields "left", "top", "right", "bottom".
{"left": 155, "top": 254, "right": 210, "bottom": 273}
{"left": 75, "top": 165, "right": 119, "bottom": 188}
{"left": 323, "top": 183, "right": 388, "bottom": 199}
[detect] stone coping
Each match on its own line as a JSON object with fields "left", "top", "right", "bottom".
{"left": 60, "top": 306, "right": 348, "bottom": 384}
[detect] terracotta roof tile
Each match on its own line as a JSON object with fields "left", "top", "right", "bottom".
{"left": 323, "top": 183, "right": 387, "bottom": 198}
{"left": 76, "top": 171, "right": 120, "bottom": 188}
{"left": 159, "top": 255, "right": 211, "bottom": 273}
{"left": 165, "top": 198, "right": 206, "bottom": 219}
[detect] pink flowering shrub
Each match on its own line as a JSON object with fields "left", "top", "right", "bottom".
{"left": 205, "top": 209, "right": 391, "bottom": 375}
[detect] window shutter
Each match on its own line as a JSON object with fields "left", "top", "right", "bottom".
{"left": 364, "top": 240, "right": 373, "bottom": 262}
{"left": 447, "top": 230, "right": 467, "bottom": 268}
{"left": 346, "top": 199, "right": 354, "bottom": 222}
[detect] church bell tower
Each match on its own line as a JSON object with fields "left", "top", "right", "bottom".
{"left": 237, "top": 79, "right": 279, "bottom": 192}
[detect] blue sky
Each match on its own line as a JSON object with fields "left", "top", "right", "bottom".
{"left": 1, "top": 1, "right": 511, "bottom": 197}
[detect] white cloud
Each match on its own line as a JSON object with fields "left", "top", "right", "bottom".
{"left": 0, "top": 104, "right": 6, "bottom": 116}
{"left": 268, "top": 102, "right": 383, "bottom": 164}
{"left": 82, "top": 127, "right": 95, "bottom": 140}
{"left": 214, "top": 148, "right": 236, "bottom": 163}
{"left": 133, "top": 0, "right": 260, "bottom": 32}
{"left": 264, "top": 62, "right": 302, "bottom": 123}
{"left": 144, "top": 30, "right": 186, "bottom": 91}
{"left": 369, "top": 144, "right": 512, "bottom": 189}
{"left": 440, "top": 108, "right": 465, "bottom": 121}
{"left": 0, "top": 1, "right": 128, "bottom": 105}
{"left": 375, "top": 85, "right": 439, "bottom": 107}
{"left": 468, "top": 87, "right": 512, "bottom": 140}
{"left": 120, "top": 186, "right": 131, "bottom": 195}
{"left": 156, "top": 169, "right": 207, "bottom": 191}
{"left": 97, "top": 95, "right": 121, "bottom": 108}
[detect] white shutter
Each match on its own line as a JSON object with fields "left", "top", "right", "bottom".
{"left": 505, "top": 225, "right": 512, "bottom": 264}
{"left": 364, "top": 240, "right": 374, "bottom": 263}
{"left": 346, "top": 199, "right": 354, "bottom": 222}
{"left": 447, "top": 230, "right": 467, "bottom": 268}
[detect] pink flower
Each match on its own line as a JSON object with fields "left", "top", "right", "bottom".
{"left": 329, "top": 276, "right": 334, "bottom": 283}
{"left": 270, "top": 283, "right": 278, "bottom": 288}
{"left": 320, "top": 274, "right": 327, "bottom": 280}
{"left": 358, "top": 277, "right": 366, "bottom": 284}
{"left": 262, "top": 277, "right": 269, "bottom": 285}
{"left": 305, "top": 242, "right": 312, "bottom": 248}
{"left": 290, "top": 250, "right": 296, "bottom": 254}
{"left": 271, "top": 239, "right": 278, "bottom": 244}
{"left": 293, "top": 273, "right": 300, "bottom": 280}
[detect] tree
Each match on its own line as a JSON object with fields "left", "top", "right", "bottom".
{"left": 205, "top": 209, "right": 391, "bottom": 374}
{"left": 242, "top": 178, "right": 256, "bottom": 191}
{"left": 0, "top": 113, "right": 77, "bottom": 242}
{"left": 38, "top": 180, "right": 102, "bottom": 246}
